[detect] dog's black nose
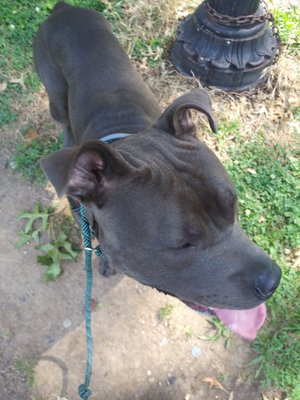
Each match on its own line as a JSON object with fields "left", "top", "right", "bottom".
{"left": 254, "top": 262, "right": 282, "bottom": 300}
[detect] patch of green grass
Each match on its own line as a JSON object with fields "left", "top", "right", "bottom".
{"left": 17, "top": 203, "right": 80, "bottom": 280}
{"left": 15, "top": 358, "right": 35, "bottom": 387}
{"left": 158, "top": 303, "right": 175, "bottom": 321}
{"left": 0, "top": 1, "right": 108, "bottom": 76}
{"left": 225, "top": 133, "right": 299, "bottom": 258}
{"left": 272, "top": 5, "right": 300, "bottom": 53}
{"left": 292, "top": 106, "right": 300, "bottom": 120}
{"left": 0, "top": 84, "right": 20, "bottom": 126}
{"left": 251, "top": 267, "right": 300, "bottom": 398}
{"left": 102, "top": 0, "right": 126, "bottom": 26}
{"left": 218, "top": 124, "right": 300, "bottom": 397}
{"left": 0, "top": 0, "right": 120, "bottom": 126}
{"left": 12, "top": 134, "right": 63, "bottom": 185}
{"left": 132, "top": 36, "right": 167, "bottom": 67}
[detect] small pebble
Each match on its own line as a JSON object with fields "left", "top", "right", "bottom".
{"left": 19, "top": 295, "right": 27, "bottom": 303}
{"left": 191, "top": 346, "right": 202, "bottom": 357}
{"left": 159, "top": 337, "right": 168, "bottom": 346}
{"left": 185, "top": 395, "right": 191, "bottom": 400}
{"left": 167, "top": 375, "right": 176, "bottom": 385}
{"left": 147, "top": 370, "right": 152, "bottom": 376}
{"left": 63, "top": 319, "right": 72, "bottom": 329}
{"left": 45, "top": 335, "right": 55, "bottom": 345}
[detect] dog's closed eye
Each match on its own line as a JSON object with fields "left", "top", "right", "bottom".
{"left": 168, "top": 240, "right": 197, "bottom": 251}
{"left": 179, "top": 242, "right": 195, "bottom": 249}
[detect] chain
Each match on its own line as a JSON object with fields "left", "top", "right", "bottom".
{"left": 204, "top": 0, "right": 273, "bottom": 25}
{"left": 203, "top": 0, "right": 282, "bottom": 61}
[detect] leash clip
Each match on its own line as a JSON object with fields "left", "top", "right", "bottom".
{"left": 84, "top": 247, "right": 94, "bottom": 252}
{"left": 84, "top": 246, "right": 104, "bottom": 258}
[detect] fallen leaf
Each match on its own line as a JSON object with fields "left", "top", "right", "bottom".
{"left": 201, "top": 377, "right": 228, "bottom": 393}
{"left": 23, "top": 128, "right": 39, "bottom": 140}
{"left": 10, "top": 73, "right": 26, "bottom": 90}
{"left": 90, "top": 298, "right": 98, "bottom": 312}
{"left": 0, "top": 81, "right": 7, "bottom": 92}
{"left": 293, "top": 249, "right": 300, "bottom": 268}
{"left": 82, "top": 298, "right": 99, "bottom": 313}
{"left": 259, "top": 215, "right": 266, "bottom": 223}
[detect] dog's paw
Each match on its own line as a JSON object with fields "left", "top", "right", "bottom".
{"left": 98, "top": 256, "right": 117, "bottom": 277}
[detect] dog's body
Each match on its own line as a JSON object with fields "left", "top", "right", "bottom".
{"left": 34, "top": 2, "right": 161, "bottom": 147}
{"left": 34, "top": 1, "right": 281, "bottom": 339}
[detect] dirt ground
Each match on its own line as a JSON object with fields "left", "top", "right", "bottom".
{"left": 1, "top": 98, "right": 272, "bottom": 400}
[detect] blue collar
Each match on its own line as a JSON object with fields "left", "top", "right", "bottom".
{"left": 100, "top": 132, "right": 133, "bottom": 144}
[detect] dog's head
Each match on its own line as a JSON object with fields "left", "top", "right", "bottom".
{"left": 41, "top": 89, "right": 281, "bottom": 339}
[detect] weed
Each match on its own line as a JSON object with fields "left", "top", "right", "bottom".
{"left": 37, "top": 232, "right": 79, "bottom": 281}
{"left": 12, "top": 135, "right": 63, "bottom": 185}
{"left": 0, "top": 328, "right": 11, "bottom": 340}
{"left": 185, "top": 327, "right": 194, "bottom": 339}
{"left": 158, "top": 303, "right": 175, "bottom": 321}
{"left": 132, "top": 36, "right": 167, "bottom": 67}
{"left": 102, "top": 0, "right": 126, "bottom": 25}
{"left": 292, "top": 106, "right": 300, "bottom": 120}
{"left": 14, "top": 358, "right": 35, "bottom": 387}
{"left": 17, "top": 203, "right": 54, "bottom": 247}
{"left": 203, "top": 318, "right": 232, "bottom": 349}
{"left": 17, "top": 203, "right": 80, "bottom": 280}
{"left": 219, "top": 373, "right": 228, "bottom": 384}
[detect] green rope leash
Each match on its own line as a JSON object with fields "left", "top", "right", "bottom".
{"left": 69, "top": 130, "right": 131, "bottom": 399}
{"left": 78, "top": 204, "right": 104, "bottom": 400}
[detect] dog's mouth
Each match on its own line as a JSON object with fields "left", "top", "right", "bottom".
{"left": 157, "top": 289, "right": 266, "bottom": 340}
{"left": 182, "top": 300, "right": 266, "bottom": 340}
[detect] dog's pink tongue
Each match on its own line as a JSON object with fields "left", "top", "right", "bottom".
{"left": 213, "top": 304, "right": 267, "bottom": 340}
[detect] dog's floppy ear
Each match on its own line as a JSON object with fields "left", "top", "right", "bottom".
{"left": 154, "top": 89, "right": 217, "bottom": 137}
{"left": 40, "top": 140, "right": 133, "bottom": 204}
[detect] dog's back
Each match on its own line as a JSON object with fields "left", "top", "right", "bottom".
{"left": 34, "top": 1, "right": 160, "bottom": 144}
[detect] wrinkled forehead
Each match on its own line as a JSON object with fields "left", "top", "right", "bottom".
{"left": 121, "top": 132, "right": 236, "bottom": 196}
{"left": 102, "top": 135, "right": 236, "bottom": 237}
{"left": 114, "top": 136, "right": 236, "bottom": 220}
